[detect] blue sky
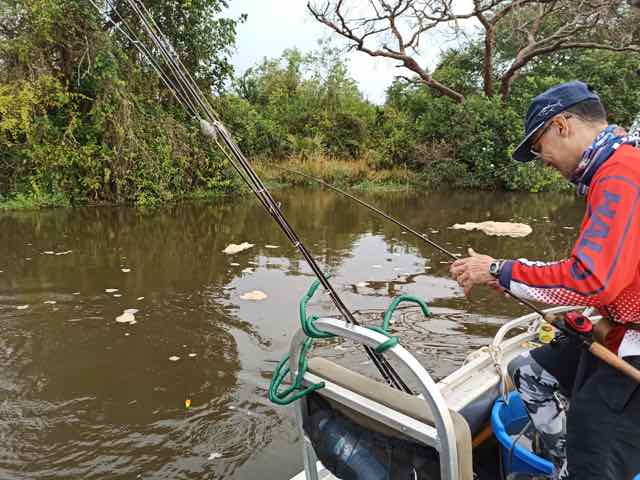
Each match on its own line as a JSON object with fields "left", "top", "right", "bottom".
{"left": 226, "top": 1, "right": 462, "bottom": 104}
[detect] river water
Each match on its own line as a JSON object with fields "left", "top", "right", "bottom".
{"left": 0, "top": 188, "right": 584, "bottom": 479}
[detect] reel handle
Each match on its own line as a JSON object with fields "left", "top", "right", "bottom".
{"left": 544, "top": 312, "right": 640, "bottom": 383}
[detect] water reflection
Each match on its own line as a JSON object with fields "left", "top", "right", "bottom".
{"left": 0, "top": 188, "right": 583, "bottom": 479}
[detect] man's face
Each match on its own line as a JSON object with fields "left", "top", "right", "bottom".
{"left": 530, "top": 114, "right": 582, "bottom": 179}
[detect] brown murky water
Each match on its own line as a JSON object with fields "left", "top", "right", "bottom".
{"left": 0, "top": 188, "right": 584, "bottom": 479}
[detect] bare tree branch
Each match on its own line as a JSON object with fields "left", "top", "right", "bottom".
{"left": 498, "top": 0, "right": 639, "bottom": 96}
{"left": 307, "top": 1, "right": 466, "bottom": 101}
{"left": 308, "top": 0, "right": 640, "bottom": 101}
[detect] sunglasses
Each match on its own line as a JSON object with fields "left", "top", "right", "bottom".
{"left": 530, "top": 122, "right": 553, "bottom": 159}
{"left": 530, "top": 114, "right": 574, "bottom": 159}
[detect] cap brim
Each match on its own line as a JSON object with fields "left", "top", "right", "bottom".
{"left": 512, "top": 122, "right": 545, "bottom": 163}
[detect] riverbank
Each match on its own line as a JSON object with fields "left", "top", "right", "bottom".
{"left": 0, "top": 155, "right": 428, "bottom": 211}
{"left": 0, "top": 185, "right": 233, "bottom": 211}
{"left": 254, "top": 154, "right": 424, "bottom": 191}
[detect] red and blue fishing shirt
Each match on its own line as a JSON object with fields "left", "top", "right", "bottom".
{"left": 498, "top": 144, "right": 640, "bottom": 354}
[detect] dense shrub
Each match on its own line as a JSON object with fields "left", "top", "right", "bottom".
{"left": 373, "top": 45, "right": 640, "bottom": 192}
{"left": 0, "top": 0, "right": 239, "bottom": 207}
{"left": 230, "top": 47, "right": 377, "bottom": 161}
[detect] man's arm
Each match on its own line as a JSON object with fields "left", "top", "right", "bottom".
{"left": 499, "top": 169, "right": 640, "bottom": 306}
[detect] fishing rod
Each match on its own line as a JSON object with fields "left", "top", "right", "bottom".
{"left": 273, "top": 165, "right": 458, "bottom": 258}
{"left": 275, "top": 166, "right": 549, "bottom": 312}
{"left": 276, "top": 167, "right": 640, "bottom": 383}
{"left": 90, "top": 0, "right": 412, "bottom": 394}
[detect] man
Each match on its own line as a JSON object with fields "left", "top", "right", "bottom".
{"left": 450, "top": 80, "right": 640, "bottom": 480}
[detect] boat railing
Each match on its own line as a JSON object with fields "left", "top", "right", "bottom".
{"left": 289, "top": 317, "right": 463, "bottom": 480}
{"left": 491, "top": 305, "right": 600, "bottom": 348}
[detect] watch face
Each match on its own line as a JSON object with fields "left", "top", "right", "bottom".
{"left": 490, "top": 261, "right": 500, "bottom": 276}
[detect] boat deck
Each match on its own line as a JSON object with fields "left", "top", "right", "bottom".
{"left": 287, "top": 307, "right": 590, "bottom": 480}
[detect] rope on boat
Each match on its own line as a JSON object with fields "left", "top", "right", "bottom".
{"left": 488, "top": 345, "right": 511, "bottom": 402}
{"left": 269, "top": 280, "right": 432, "bottom": 405}
{"left": 269, "top": 338, "right": 325, "bottom": 406}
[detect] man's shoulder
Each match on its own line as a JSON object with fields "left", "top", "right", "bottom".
{"left": 595, "top": 144, "right": 640, "bottom": 181}
{"left": 610, "top": 143, "right": 640, "bottom": 163}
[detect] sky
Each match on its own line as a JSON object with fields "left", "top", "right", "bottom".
{"left": 226, "top": 1, "right": 476, "bottom": 104}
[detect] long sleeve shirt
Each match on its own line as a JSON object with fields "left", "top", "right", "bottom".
{"left": 498, "top": 145, "right": 640, "bottom": 354}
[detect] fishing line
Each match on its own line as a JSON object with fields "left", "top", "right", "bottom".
{"left": 126, "top": 0, "right": 209, "bottom": 118}
{"left": 273, "top": 166, "right": 556, "bottom": 318}
{"left": 273, "top": 165, "right": 458, "bottom": 258}
{"left": 89, "top": 0, "right": 198, "bottom": 116}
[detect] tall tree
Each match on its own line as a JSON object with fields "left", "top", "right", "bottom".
{"left": 308, "top": 0, "right": 640, "bottom": 101}
{"left": 1, "top": 0, "right": 241, "bottom": 91}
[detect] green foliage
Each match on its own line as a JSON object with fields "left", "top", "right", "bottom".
{"left": 431, "top": 45, "right": 485, "bottom": 97}
{"left": 0, "top": 0, "right": 240, "bottom": 208}
{"left": 388, "top": 92, "right": 538, "bottom": 190}
{"left": 373, "top": 40, "right": 640, "bottom": 192}
{"left": 509, "top": 50, "right": 640, "bottom": 128}
{"left": 228, "top": 46, "right": 377, "bottom": 160}
{"left": 1, "top": 1, "right": 639, "bottom": 208}
{"left": 0, "top": 190, "right": 70, "bottom": 210}
{"left": 369, "top": 106, "right": 416, "bottom": 167}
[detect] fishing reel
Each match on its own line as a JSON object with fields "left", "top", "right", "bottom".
{"left": 540, "top": 311, "right": 593, "bottom": 346}
{"left": 556, "top": 311, "right": 594, "bottom": 340}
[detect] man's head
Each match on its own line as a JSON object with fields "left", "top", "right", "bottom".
{"left": 512, "top": 81, "right": 608, "bottom": 179}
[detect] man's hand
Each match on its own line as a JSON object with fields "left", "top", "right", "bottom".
{"left": 449, "top": 248, "right": 496, "bottom": 296}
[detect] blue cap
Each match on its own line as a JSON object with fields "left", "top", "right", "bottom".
{"left": 512, "top": 81, "right": 601, "bottom": 162}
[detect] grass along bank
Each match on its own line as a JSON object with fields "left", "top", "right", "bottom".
{"left": 0, "top": 154, "right": 415, "bottom": 211}
{"left": 253, "top": 154, "right": 423, "bottom": 191}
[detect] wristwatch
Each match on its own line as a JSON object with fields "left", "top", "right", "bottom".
{"left": 489, "top": 259, "right": 505, "bottom": 279}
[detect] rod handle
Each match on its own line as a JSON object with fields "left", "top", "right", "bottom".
{"left": 589, "top": 342, "right": 640, "bottom": 383}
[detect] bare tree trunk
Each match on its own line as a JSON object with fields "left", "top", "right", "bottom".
{"left": 500, "top": 48, "right": 533, "bottom": 98}
{"left": 483, "top": 26, "right": 495, "bottom": 97}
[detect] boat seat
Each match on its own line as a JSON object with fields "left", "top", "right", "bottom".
{"left": 307, "top": 357, "right": 473, "bottom": 480}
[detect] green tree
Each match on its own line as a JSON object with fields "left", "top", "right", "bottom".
{"left": 0, "top": 0, "right": 242, "bottom": 206}
{"left": 375, "top": 39, "right": 640, "bottom": 191}
{"left": 229, "top": 45, "right": 376, "bottom": 159}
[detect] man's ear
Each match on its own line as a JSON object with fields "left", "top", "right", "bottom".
{"left": 555, "top": 115, "right": 572, "bottom": 138}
